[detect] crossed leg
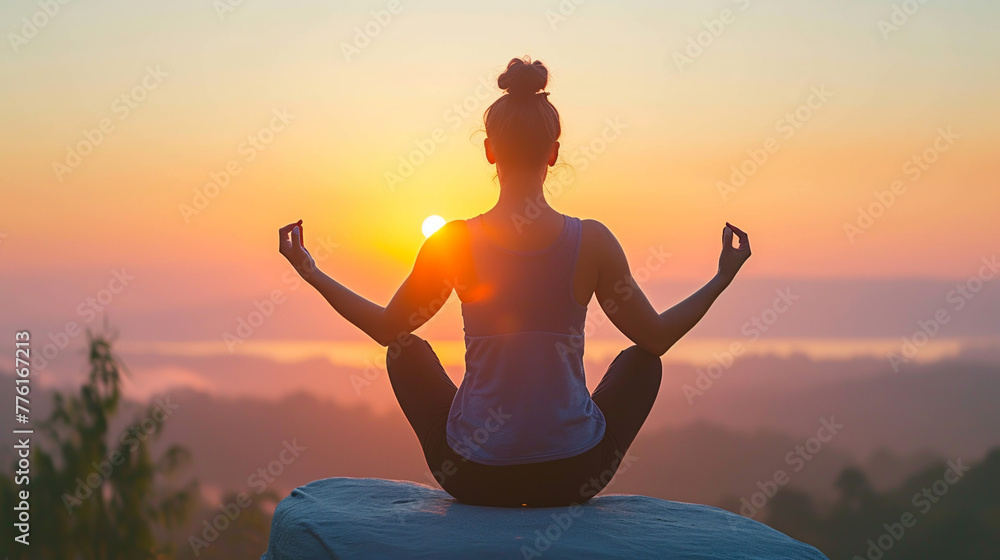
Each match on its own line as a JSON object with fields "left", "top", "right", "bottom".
{"left": 386, "top": 335, "right": 662, "bottom": 506}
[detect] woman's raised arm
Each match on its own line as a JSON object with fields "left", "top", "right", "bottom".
{"left": 278, "top": 220, "right": 467, "bottom": 346}
{"left": 593, "top": 222, "right": 751, "bottom": 356}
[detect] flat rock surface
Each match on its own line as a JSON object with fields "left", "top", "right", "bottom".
{"left": 262, "top": 477, "right": 829, "bottom": 559}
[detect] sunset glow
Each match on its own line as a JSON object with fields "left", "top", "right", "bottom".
{"left": 0, "top": 0, "right": 997, "bottom": 400}
{"left": 421, "top": 215, "right": 446, "bottom": 238}
{"left": 2, "top": 3, "right": 999, "bottom": 557}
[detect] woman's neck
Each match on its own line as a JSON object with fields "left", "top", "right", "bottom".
{"left": 492, "top": 165, "right": 555, "bottom": 219}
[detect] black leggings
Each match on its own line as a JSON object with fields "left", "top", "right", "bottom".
{"left": 386, "top": 334, "right": 662, "bottom": 507}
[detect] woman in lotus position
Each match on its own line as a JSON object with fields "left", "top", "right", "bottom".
{"left": 279, "top": 57, "right": 751, "bottom": 507}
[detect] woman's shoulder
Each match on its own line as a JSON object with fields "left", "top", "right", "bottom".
{"left": 578, "top": 218, "right": 618, "bottom": 244}
{"left": 576, "top": 218, "right": 626, "bottom": 267}
{"left": 424, "top": 219, "right": 471, "bottom": 249}
{"left": 417, "top": 219, "right": 475, "bottom": 284}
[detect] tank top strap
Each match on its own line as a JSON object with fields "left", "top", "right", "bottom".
{"left": 467, "top": 213, "right": 577, "bottom": 257}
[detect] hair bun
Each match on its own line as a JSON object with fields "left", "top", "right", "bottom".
{"left": 497, "top": 57, "right": 548, "bottom": 97}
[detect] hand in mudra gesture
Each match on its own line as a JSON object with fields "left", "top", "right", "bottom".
{"left": 279, "top": 220, "right": 317, "bottom": 280}
{"left": 718, "top": 222, "right": 751, "bottom": 282}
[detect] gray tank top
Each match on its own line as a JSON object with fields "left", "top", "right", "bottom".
{"left": 446, "top": 214, "right": 607, "bottom": 465}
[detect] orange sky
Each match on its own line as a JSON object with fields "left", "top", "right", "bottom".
{"left": 1, "top": 0, "right": 998, "bottom": 359}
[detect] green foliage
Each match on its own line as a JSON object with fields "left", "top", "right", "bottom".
{"left": 1, "top": 331, "right": 198, "bottom": 560}
{"left": 765, "top": 450, "right": 1000, "bottom": 559}
{"left": 177, "top": 491, "right": 280, "bottom": 560}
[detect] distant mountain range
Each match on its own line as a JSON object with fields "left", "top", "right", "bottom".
{"left": 5, "top": 345, "right": 995, "bottom": 510}
{"left": 649, "top": 352, "right": 1000, "bottom": 459}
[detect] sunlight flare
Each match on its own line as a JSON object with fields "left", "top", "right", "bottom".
{"left": 422, "top": 215, "right": 446, "bottom": 238}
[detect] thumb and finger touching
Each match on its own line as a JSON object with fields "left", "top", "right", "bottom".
{"left": 725, "top": 222, "right": 750, "bottom": 253}
{"left": 723, "top": 226, "right": 735, "bottom": 250}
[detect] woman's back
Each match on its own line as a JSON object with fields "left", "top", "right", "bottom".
{"left": 446, "top": 213, "right": 607, "bottom": 465}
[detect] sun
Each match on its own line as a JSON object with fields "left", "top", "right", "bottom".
{"left": 421, "top": 215, "right": 446, "bottom": 238}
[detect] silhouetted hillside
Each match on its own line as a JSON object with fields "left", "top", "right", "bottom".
{"left": 4, "top": 363, "right": 995, "bottom": 507}
{"left": 656, "top": 355, "right": 1000, "bottom": 458}
{"left": 764, "top": 449, "right": 1000, "bottom": 559}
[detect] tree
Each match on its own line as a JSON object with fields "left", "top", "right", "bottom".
{"left": 1, "top": 331, "right": 198, "bottom": 559}
{"left": 178, "top": 491, "right": 281, "bottom": 560}
{"left": 833, "top": 467, "right": 877, "bottom": 514}
{"left": 763, "top": 487, "right": 826, "bottom": 550}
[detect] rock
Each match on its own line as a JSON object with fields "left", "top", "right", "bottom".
{"left": 261, "top": 477, "right": 829, "bottom": 559}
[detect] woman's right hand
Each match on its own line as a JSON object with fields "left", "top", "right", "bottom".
{"left": 279, "top": 221, "right": 317, "bottom": 281}
{"left": 718, "top": 222, "right": 751, "bottom": 283}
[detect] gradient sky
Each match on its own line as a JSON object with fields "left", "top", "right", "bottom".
{"left": 1, "top": 0, "right": 998, "bottom": 394}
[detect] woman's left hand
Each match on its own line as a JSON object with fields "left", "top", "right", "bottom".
{"left": 279, "top": 221, "right": 317, "bottom": 280}
{"left": 717, "top": 222, "right": 751, "bottom": 283}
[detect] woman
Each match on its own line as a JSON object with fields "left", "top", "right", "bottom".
{"left": 278, "top": 57, "right": 751, "bottom": 507}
